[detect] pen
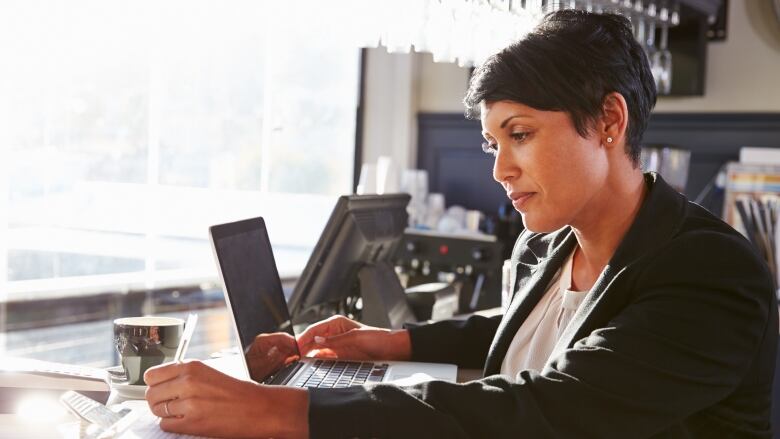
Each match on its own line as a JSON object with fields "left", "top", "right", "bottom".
{"left": 173, "top": 313, "right": 199, "bottom": 364}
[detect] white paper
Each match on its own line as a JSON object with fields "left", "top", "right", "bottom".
{"left": 115, "top": 401, "right": 207, "bottom": 439}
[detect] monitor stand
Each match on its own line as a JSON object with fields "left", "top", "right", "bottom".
{"left": 357, "top": 261, "right": 417, "bottom": 329}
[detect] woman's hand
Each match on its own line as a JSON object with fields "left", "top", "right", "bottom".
{"left": 144, "top": 361, "right": 309, "bottom": 439}
{"left": 297, "top": 315, "right": 412, "bottom": 361}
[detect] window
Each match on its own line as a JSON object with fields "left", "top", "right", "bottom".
{"left": 0, "top": 1, "right": 361, "bottom": 364}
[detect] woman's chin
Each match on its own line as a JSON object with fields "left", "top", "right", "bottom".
{"left": 521, "top": 214, "right": 566, "bottom": 234}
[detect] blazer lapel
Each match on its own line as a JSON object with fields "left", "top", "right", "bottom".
{"left": 483, "top": 229, "right": 577, "bottom": 375}
{"left": 544, "top": 263, "right": 628, "bottom": 366}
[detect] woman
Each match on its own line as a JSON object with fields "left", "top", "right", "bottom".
{"left": 145, "top": 10, "right": 777, "bottom": 438}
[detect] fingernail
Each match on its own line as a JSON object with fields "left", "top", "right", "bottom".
{"left": 314, "top": 336, "right": 326, "bottom": 344}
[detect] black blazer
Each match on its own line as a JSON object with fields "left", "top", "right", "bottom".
{"left": 308, "top": 173, "right": 778, "bottom": 438}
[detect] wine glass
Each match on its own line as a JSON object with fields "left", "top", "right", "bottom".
{"left": 643, "top": 1, "right": 658, "bottom": 66}
{"left": 544, "top": 0, "right": 565, "bottom": 13}
{"left": 576, "top": 0, "right": 597, "bottom": 12}
{"left": 652, "top": 18, "right": 672, "bottom": 94}
{"left": 631, "top": 1, "right": 648, "bottom": 50}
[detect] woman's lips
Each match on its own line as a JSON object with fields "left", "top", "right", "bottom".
{"left": 509, "top": 192, "right": 535, "bottom": 211}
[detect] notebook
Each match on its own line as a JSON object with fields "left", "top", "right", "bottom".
{"left": 0, "top": 357, "right": 110, "bottom": 413}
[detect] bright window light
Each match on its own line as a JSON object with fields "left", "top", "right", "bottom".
{"left": 0, "top": 0, "right": 361, "bottom": 303}
{"left": 16, "top": 395, "right": 69, "bottom": 422}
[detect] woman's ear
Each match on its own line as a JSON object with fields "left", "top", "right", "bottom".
{"left": 600, "top": 92, "right": 628, "bottom": 148}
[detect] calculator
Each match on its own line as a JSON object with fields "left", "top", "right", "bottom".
{"left": 60, "top": 390, "right": 122, "bottom": 428}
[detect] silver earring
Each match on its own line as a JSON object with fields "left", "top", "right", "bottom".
{"left": 606, "top": 137, "right": 613, "bottom": 143}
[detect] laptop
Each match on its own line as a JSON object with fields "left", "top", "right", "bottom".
{"left": 208, "top": 216, "right": 457, "bottom": 388}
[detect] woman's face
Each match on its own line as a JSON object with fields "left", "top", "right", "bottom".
{"left": 481, "top": 100, "right": 609, "bottom": 233}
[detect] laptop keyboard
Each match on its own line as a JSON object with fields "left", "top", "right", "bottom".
{"left": 290, "top": 360, "right": 389, "bottom": 388}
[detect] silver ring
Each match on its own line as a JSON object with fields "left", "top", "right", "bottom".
{"left": 164, "top": 400, "right": 171, "bottom": 417}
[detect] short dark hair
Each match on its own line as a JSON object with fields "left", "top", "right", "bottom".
{"left": 464, "top": 10, "right": 657, "bottom": 165}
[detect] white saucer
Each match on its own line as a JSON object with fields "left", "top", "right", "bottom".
{"left": 111, "top": 381, "right": 148, "bottom": 399}
{"left": 106, "top": 367, "right": 148, "bottom": 399}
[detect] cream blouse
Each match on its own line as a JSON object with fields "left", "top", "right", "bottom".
{"left": 499, "top": 250, "right": 590, "bottom": 379}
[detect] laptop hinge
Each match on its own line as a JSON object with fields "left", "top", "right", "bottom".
{"left": 264, "top": 361, "right": 304, "bottom": 385}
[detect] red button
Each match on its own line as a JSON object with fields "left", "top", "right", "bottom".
{"left": 439, "top": 244, "right": 449, "bottom": 255}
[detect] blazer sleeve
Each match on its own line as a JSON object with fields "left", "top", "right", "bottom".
{"left": 307, "top": 232, "right": 777, "bottom": 438}
{"left": 405, "top": 314, "right": 502, "bottom": 368}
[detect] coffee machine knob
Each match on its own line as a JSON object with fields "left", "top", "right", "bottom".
{"left": 471, "top": 247, "right": 488, "bottom": 261}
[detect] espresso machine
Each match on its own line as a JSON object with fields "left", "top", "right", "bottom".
{"left": 394, "top": 229, "right": 504, "bottom": 317}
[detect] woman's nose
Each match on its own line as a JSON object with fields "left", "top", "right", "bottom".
{"left": 493, "top": 145, "right": 517, "bottom": 184}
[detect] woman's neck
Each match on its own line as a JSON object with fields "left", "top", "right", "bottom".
{"left": 569, "top": 167, "right": 647, "bottom": 291}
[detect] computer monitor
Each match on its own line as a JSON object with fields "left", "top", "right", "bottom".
{"left": 287, "top": 193, "right": 416, "bottom": 329}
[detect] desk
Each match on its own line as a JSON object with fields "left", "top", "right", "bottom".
{"left": 0, "top": 361, "right": 483, "bottom": 438}
{"left": 2, "top": 310, "right": 497, "bottom": 438}
{"left": 0, "top": 414, "right": 72, "bottom": 438}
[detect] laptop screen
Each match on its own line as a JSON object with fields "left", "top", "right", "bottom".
{"left": 210, "top": 217, "right": 301, "bottom": 383}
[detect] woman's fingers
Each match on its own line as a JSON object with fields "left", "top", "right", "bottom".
{"left": 296, "top": 318, "right": 332, "bottom": 349}
{"left": 159, "top": 415, "right": 190, "bottom": 433}
{"left": 145, "top": 375, "right": 191, "bottom": 407}
{"left": 308, "top": 329, "right": 377, "bottom": 360}
{"left": 150, "top": 398, "right": 184, "bottom": 419}
{"left": 297, "top": 316, "right": 391, "bottom": 358}
{"left": 146, "top": 361, "right": 236, "bottom": 413}
{"left": 146, "top": 362, "right": 208, "bottom": 420}
{"left": 313, "top": 331, "right": 356, "bottom": 350}
{"left": 298, "top": 316, "right": 355, "bottom": 354}
{"left": 157, "top": 398, "right": 210, "bottom": 434}
{"left": 144, "top": 361, "right": 187, "bottom": 387}
{"left": 306, "top": 347, "right": 340, "bottom": 359}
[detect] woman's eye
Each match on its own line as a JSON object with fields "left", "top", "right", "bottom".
{"left": 481, "top": 141, "right": 497, "bottom": 156}
{"left": 511, "top": 132, "right": 529, "bottom": 143}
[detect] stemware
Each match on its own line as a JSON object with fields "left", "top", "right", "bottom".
{"left": 577, "top": 0, "right": 597, "bottom": 13}
{"left": 544, "top": 0, "right": 565, "bottom": 13}
{"left": 453, "top": 0, "right": 477, "bottom": 67}
{"left": 356, "top": 0, "right": 681, "bottom": 83}
{"left": 631, "top": 1, "right": 648, "bottom": 50}
{"left": 642, "top": 1, "right": 658, "bottom": 64}
{"left": 652, "top": 18, "right": 672, "bottom": 94}
{"left": 429, "top": 0, "right": 458, "bottom": 63}
{"left": 381, "top": 0, "right": 424, "bottom": 53}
